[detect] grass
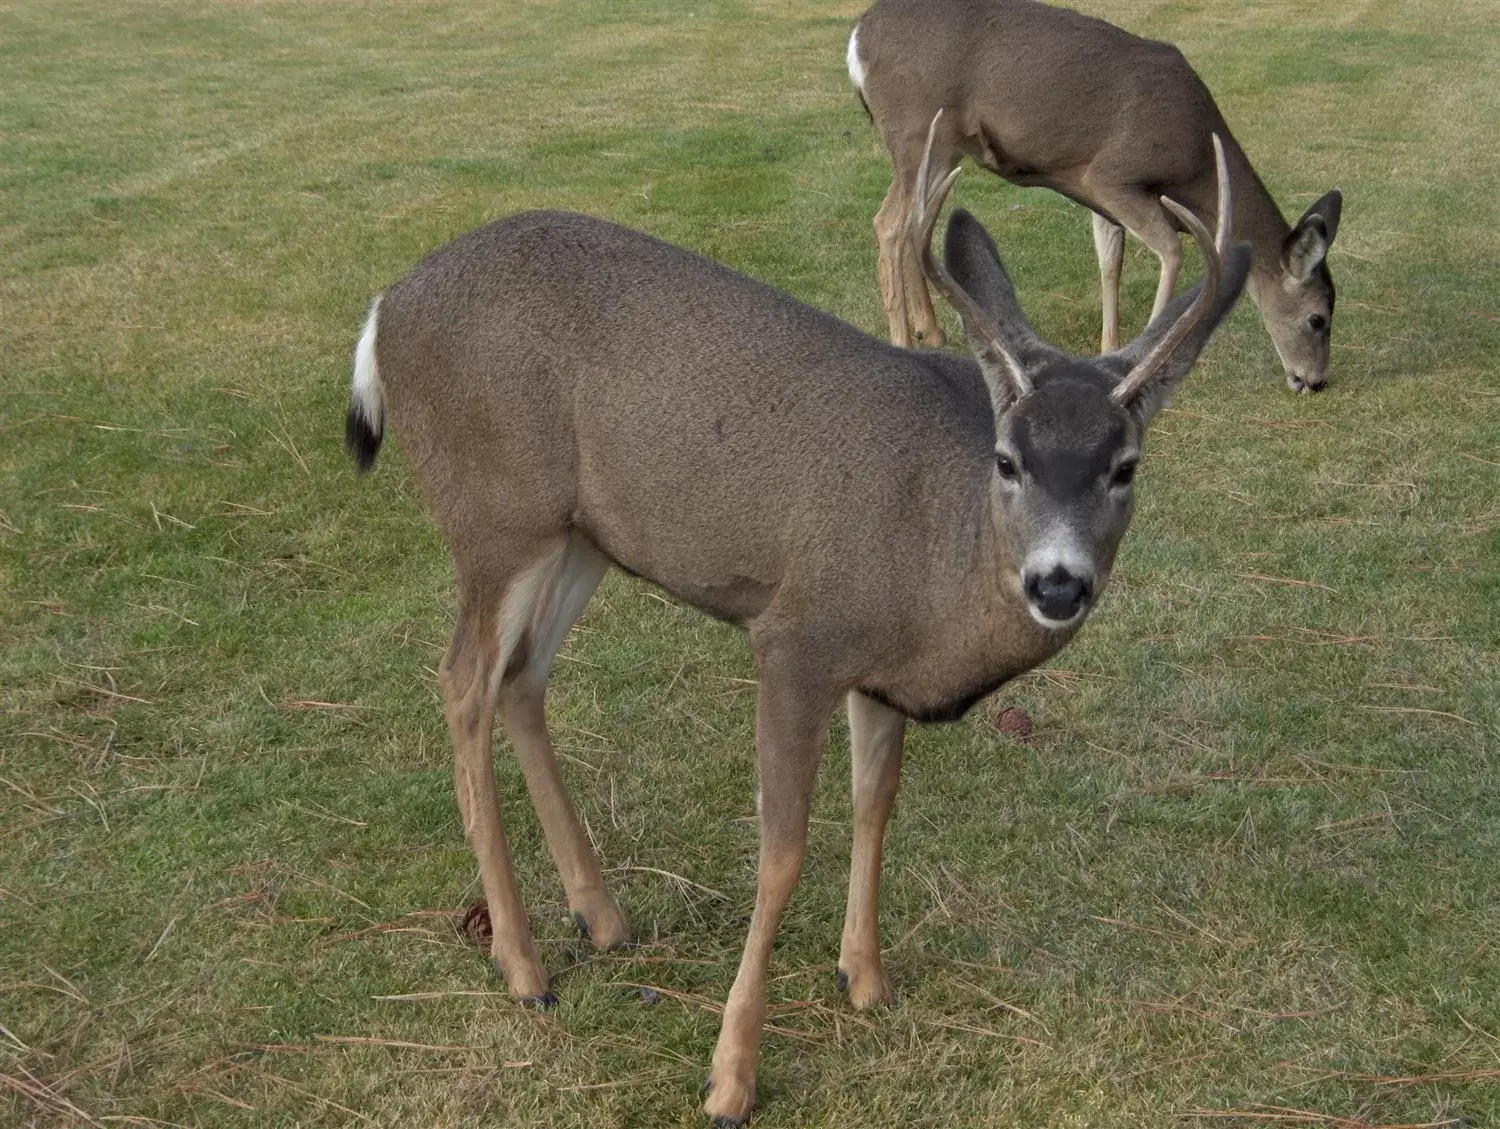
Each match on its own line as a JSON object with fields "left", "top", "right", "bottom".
{"left": 1, "top": 1, "right": 1496, "bottom": 1126}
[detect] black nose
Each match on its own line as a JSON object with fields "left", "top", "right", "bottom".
{"left": 1025, "top": 566, "right": 1091, "bottom": 623}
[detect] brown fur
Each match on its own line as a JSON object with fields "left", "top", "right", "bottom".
{"left": 851, "top": 0, "right": 1342, "bottom": 389}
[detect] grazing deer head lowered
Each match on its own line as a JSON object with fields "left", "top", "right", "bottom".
{"left": 849, "top": 0, "right": 1341, "bottom": 391}
{"left": 343, "top": 119, "right": 1249, "bottom": 1125}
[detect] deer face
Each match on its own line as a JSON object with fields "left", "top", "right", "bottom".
{"left": 1260, "top": 190, "right": 1342, "bottom": 392}
{"left": 992, "top": 374, "right": 1140, "bottom": 632}
{"left": 1262, "top": 258, "right": 1336, "bottom": 392}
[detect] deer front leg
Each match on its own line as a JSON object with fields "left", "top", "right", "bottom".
{"left": 1083, "top": 186, "right": 1184, "bottom": 337}
{"left": 1148, "top": 233, "right": 1183, "bottom": 323}
{"left": 703, "top": 667, "right": 834, "bottom": 1126}
{"left": 1091, "top": 211, "right": 1126, "bottom": 352}
{"left": 1119, "top": 195, "right": 1185, "bottom": 324}
{"left": 838, "top": 690, "right": 906, "bottom": 1009}
{"left": 441, "top": 610, "right": 552, "bottom": 1004}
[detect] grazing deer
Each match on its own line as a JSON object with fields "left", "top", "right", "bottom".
{"left": 848, "top": 0, "right": 1342, "bottom": 391}
{"left": 344, "top": 119, "right": 1247, "bottom": 1125}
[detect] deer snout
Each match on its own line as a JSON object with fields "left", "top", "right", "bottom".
{"left": 1022, "top": 563, "right": 1093, "bottom": 630}
{"left": 1286, "top": 373, "right": 1326, "bottom": 393}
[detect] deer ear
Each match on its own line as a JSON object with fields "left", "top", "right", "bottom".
{"left": 1283, "top": 189, "right": 1342, "bottom": 281}
{"left": 1106, "top": 241, "right": 1253, "bottom": 426}
{"left": 943, "top": 209, "right": 1066, "bottom": 377}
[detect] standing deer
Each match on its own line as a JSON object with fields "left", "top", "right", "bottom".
{"left": 344, "top": 120, "right": 1247, "bottom": 1124}
{"left": 848, "top": 0, "right": 1342, "bottom": 391}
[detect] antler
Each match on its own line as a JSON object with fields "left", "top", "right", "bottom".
{"left": 909, "top": 110, "right": 1033, "bottom": 402}
{"left": 1109, "top": 133, "right": 1233, "bottom": 404}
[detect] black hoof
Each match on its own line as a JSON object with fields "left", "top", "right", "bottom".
{"left": 836, "top": 968, "right": 849, "bottom": 993}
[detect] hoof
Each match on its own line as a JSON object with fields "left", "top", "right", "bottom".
{"left": 572, "top": 910, "right": 632, "bottom": 950}
{"left": 571, "top": 904, "right": 632, "bottom": 951}
{"left": 702, "top": 1071, "right": 754, "bottom": 1125}
{"left": 491, "top": 956, "right": 554, "bottom": 1007}
{"left": 837, "top": 960, "right": 894, "bottom": 1009}
{"left": 702, "top": 1076, "right": 750, "bottom": 1127}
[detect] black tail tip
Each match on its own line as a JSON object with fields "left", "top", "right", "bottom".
{"left": 345, "top": 407, "right": 383, "bottom": 473}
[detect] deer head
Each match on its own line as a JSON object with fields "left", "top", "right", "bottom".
{"left": 910, "top": 113, "right": 1252, "bottom": 629}
{"left": 1257, "top": 189, "right": 1342, "bottom": 391}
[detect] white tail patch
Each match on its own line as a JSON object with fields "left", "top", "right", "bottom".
{"left": 846, "top": 25, "right": 866, "bottom": 94}
{"left": 351, "top": 294, "right": 385, "bottom": 433}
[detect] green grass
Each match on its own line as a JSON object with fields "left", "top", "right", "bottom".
{"left": 2, "top": 1, "right": 1496, "bottom": 1126}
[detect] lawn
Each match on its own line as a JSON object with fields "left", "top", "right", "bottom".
{"left": 1, "top": 1, "right": 1496, "bottom": 1126}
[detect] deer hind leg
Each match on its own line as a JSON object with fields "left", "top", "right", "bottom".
{"left": 1091, "top": 211, "right": 1126, "bottom": 352}
{"left": 879, "top": 140, "right": 957, "bottom": 350}
{"left": 874, "top": 178, "right": 915, "bottom": 349}
{"left": 442, "top": 550, "right": 566, "bottom": 1005}
{"left": 495, "top": 533, "right": 629, "bottom": 951}
{"left": 900, "top": 214, "right": 947, "bottom": 349}
{"left": 704, "top": 659, "right": 836, "bottom": 1126}
{"left": 837, "top": 690, "right": 905, "bottom": 1010}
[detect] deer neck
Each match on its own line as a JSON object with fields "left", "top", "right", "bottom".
{"left": 869, "top": 497, "right": 1073, "bottom": 722}
{"left": 1219, "top": 141, "right": 1295, "bottom": 312}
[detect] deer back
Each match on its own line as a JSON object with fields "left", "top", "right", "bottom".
{"left": 373, "top": 211, "right": 999, "bottom": 634}
{"left": 856, "top": 0, "right": 1225, "bottom": 195}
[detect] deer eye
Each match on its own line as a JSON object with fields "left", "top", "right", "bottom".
{"left": 1308, "top": 313, "right": 1328, "bottom": 332}
{"left": 1111, "top": 459, "right": 1138, "bottom": 489}
{"left": 996, "top": 453, "right": 1019, "bottom": 482}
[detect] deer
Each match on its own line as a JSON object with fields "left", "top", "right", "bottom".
{"left": 848, "top": 0, "right": 1342, "bottom": 391}
{"left": 343, "top": 117, "right": 1248, "bottom": 1125}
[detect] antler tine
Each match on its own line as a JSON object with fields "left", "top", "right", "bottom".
{"left": 1110, "top": 133, "right": 1231, "bottom": 405}
{"left": 908, "top": 110, "right": 1033, "bottom": 400}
